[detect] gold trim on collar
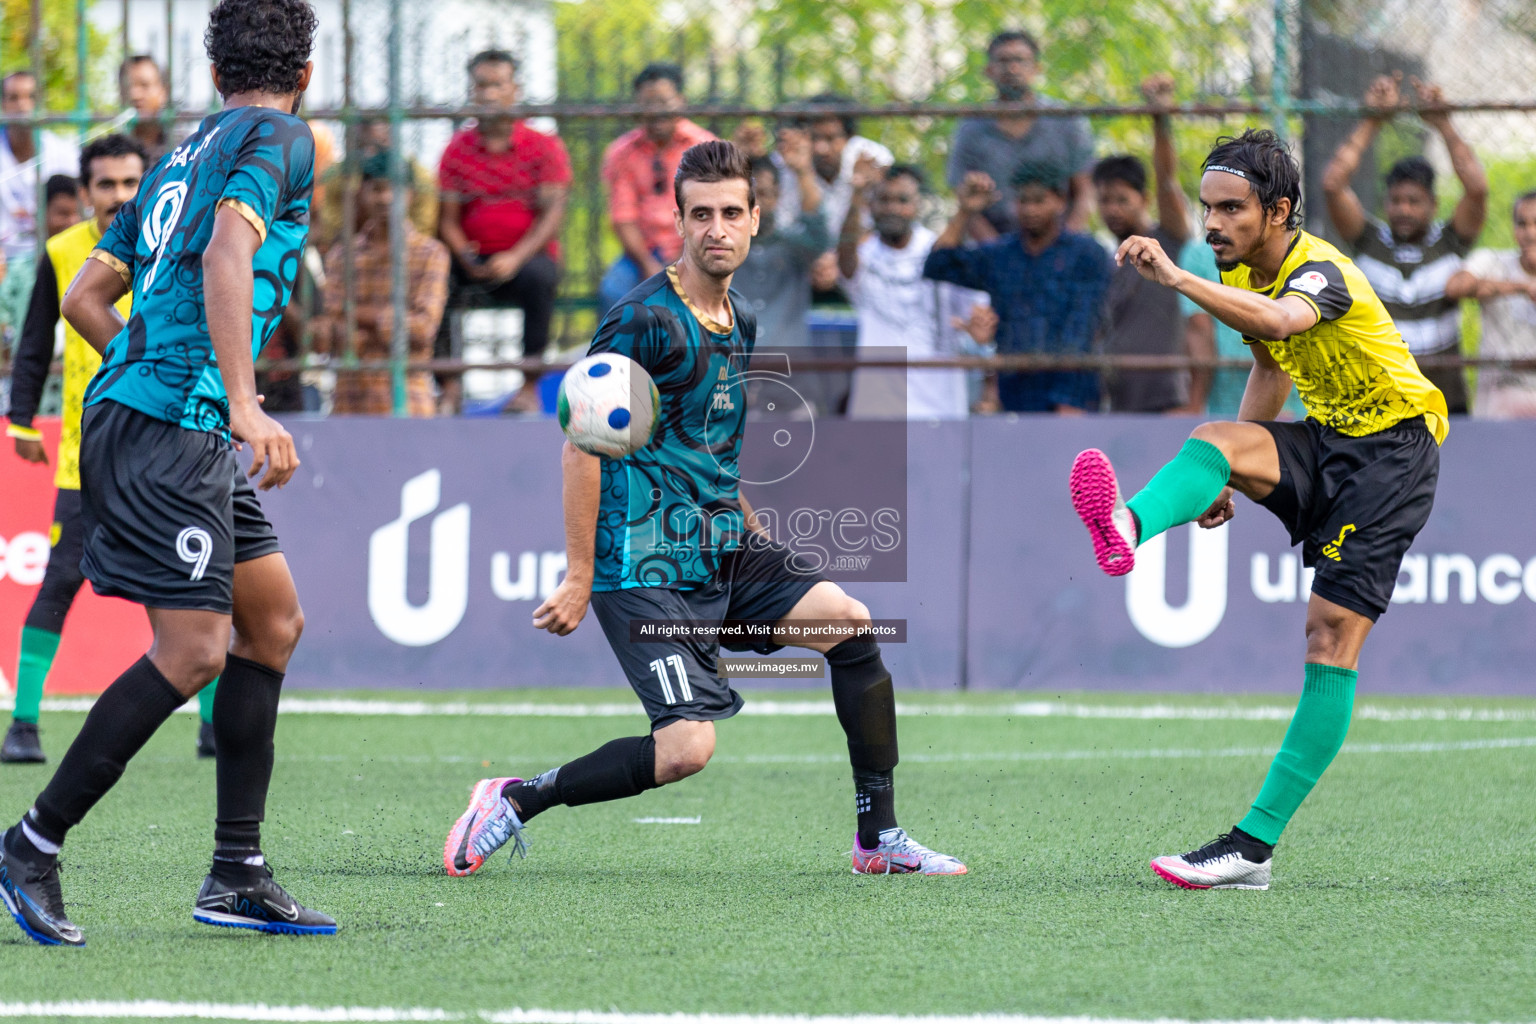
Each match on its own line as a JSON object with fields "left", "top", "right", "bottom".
{"left": 667, "top": 263, "right": 734, "bottom": 335}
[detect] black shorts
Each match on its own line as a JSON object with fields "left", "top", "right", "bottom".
{"left": 590, "top": 538, "right": 825, "bottom": 728}
{"left": 23, "top": 488, "right": 88, "bottom": 633}
{"left": 78, "top": 401, "right": 282, "bottom": 614}
{"left": 1258, "top": 416, "right": 1439, "bottom": 620}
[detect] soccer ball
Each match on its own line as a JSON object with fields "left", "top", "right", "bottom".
{"left": 557, "top": 354, "right": 661, "bottom": 458}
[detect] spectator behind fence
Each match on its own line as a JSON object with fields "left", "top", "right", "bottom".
{"left": 2, "top": 175, "right": 81, "bottom": 372}
{"left": 732, "top": 142, "right": 828, "bottom": 350}
{"left": 947, "top": 31, "right": 1095, "bottom": 240}
{"left": 119, "top": 55, "right": 178, "bottom": 165}
{"left": 312, "top": 117, "right": 438, "bottom": 252}
{"left": 597, "top": 63, "right": 716, "bottom": 314}
{"left": 1444, "top": 193, "right": 1536, "bottom": 418}
{"left": 437, "top": 49, "right": 570, "bottom": 414}
{"left": 1092, "top": 75, "right": 1204, "bottom": 414}
{"left": 1321, "top": 73, "right": 1487, "bottom": 414}
{"left": 774, "top": 93, "right": 893, "bottom": 237}
{"left": 841, "top": 160, "right": 986, "bottom": 420}
{"left": 925, "top": 164, "right": 1110, "bottom": 413}
{"left": 1, "top": 72, "right": 81, "bottom": 264}
{"left": 312, "top": 151, "right": 451, "bottom": 416}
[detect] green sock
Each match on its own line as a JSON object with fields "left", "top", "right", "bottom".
{"left": 199, "top": 677, "right": 219, "bottom": 725}
{"left": 1238, "top": 663, "right": 1358, "bottom": 845}
{"left": 13, "top": 627, "right": 62, "bottom": 724}
{"left": 1125, "top": 438, "right": 1231, "bottom": 544}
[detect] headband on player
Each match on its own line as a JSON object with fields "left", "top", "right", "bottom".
{"left": 1205, "top": 164, "right": 1250, "bottom": 180}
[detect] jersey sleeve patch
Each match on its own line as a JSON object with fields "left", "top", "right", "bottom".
{"left": 1279, "top": 260, "right": 1352, "bottom": 321}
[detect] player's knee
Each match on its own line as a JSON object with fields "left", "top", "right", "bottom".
{"left": 1190, "top": 420, "right": 1231, "bottom": 448}
{"left": 832, "top": 595, "right": 872, "bottom": 633}
{"left": 157, "top": 637, "right": 226, "bottom": 693}
{"left": 1303, "top": 610, "right": 1354, "bottom": 664}
{"left": 654, "top": 725, "right": 715, "bottom": 784}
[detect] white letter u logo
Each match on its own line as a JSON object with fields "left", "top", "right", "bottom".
{"left": 368, "top": 470, "right": 470, "bottom": 647}
{"left": 1124, "top": 524, "right": 1228, "bottom": 648}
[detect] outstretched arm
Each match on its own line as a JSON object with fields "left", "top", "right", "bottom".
{"left": 1144, "top": 74, "right": 1190, "bottom": 246}
{"left": 1414, "top": 80, "right": 1488, "bottom": 245}
{"left": 1321, "top": 74, "right": 1403, "bottom": 245}
{"left": 1116, "top": 233, "right": 1320, "bottom": 341}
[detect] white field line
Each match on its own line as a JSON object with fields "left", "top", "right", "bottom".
{"left": 631, "top": 816, "right": 702, "bottom": 824}
{"left": 128, "top": 735, "right": 1536, "bottom": 770}
{"left": 12, "top": 696, "right": 1536, "bottom": 724}
{"left": 0, "top": 1001, "right": 458, "bottom": 1021}
{"left": 0, "top": 1008, "right": 1523, "bottom": 1024}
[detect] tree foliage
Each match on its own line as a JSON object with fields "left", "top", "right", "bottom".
{"left": 2, "top": 0, "right": 113, "bottom": 114}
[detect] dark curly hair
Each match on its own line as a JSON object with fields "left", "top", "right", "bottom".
{"left": 205, "top": 0, "right": 317, "bottom": 98}
{"left": 1204, "top": 128, "right": 1303, "bottom": 229}
{"left": 80, "top": 133, "right": 148, "bottom": 187}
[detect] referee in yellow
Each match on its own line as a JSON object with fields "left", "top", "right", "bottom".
{"left": 1069, "top": 128, "right": 1446, "bottom": 890}
{"left": 5, "top": 134, "right": 219, "bottom": 763}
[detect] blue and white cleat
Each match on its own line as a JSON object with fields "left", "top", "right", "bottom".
{"left": 851, "top": 827, "right": 967, "bottom": 875}
{"left": 444, "top": 777, "right": 530, "bottom": 876}
{"left": 193, "top": 866, "right": 337, "bottom": 935}
{"left": 0, "top": 829, "right": 83, "bottom": 946}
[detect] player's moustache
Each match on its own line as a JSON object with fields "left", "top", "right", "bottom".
{"left": 1206, "top": 231, "right": 1233, "bottom": 247}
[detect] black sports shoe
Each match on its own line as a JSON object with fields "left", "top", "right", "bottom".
{"left": 196, "top": 721, "right": 217, "bottom": 759}
{"left": 193, "top": 865, "right": 337, "bottom": 935}
{"left": 0, "top": 720, "right": 45, "bottom": 764}
{"left": 0, "top": 827, "right": 83, "bottom": 946}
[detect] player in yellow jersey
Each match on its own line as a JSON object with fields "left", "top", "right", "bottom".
{"left": 4, "top": 135, "right": 219, "bottom": 763}
{"left": 1068, "top": 129, "right": 1447, "bottom": 890}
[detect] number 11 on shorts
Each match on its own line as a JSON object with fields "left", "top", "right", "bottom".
{"left": 649, "top": 655, "right": 693, "bottom": 705}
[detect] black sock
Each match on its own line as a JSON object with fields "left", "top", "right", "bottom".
{"left": 1230, "top": 826, "right": 1275, "bottom": 858}
{"left": 30, "top": 656, "right": 186, "bottom": 845}
{"left": 827, "top": 635, "right": 900, "bottom": 847}
{"left": 504, "top": 736, "right": 657, "bottom": 818}
{"left": 211, "top": 654, "right": 284, "bottom": 867}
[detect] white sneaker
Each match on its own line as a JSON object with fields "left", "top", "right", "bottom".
{"left": 1151, "top": 832, "right": 1273, "bottom": 890}
{"left": 851, "top": 828, "right": 967, "bottom": 875}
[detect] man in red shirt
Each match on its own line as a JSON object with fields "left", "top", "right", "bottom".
{"left": 596, "top": 63, "right": 715, "bottom": 313}
{"left": 437, "top": 50, "right": 571, "bottom": 413}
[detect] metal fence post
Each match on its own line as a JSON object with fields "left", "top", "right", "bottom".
{"left": 387, "top": 0, "right": 408, "bottom": 416}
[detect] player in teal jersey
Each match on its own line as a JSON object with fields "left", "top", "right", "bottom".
{"left": 444, "top": 141, "right": 965, "bottom": 879}
{"left": 0, "top": 0, "right": 334, "bottom": 947}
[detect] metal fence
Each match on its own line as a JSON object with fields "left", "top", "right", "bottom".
{"left": 4, "top": 0, "right": 1536, "bottom": 415}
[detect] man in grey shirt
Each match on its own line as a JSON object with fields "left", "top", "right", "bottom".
{"left": 733, "top": 141, "right": 828, "bottom": 349}
{"left": 946, "top": 31, "right": 1095, "bottom": 238}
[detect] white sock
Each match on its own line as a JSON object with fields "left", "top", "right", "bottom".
{"left": 21, "top": 818, "right": 60, "bottom": 856}
{"left": 213, "top": 852, "right": 265, "bottom": 867}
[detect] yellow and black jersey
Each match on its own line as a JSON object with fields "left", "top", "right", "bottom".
{"left": 7, "top": 219, "right": 130, "bottom": 490}
{"left": 1221, "top": 230, "right": 1449, "bottom": 445}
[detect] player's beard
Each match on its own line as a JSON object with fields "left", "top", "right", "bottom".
{"left": 1207, "top": 230, "right": 1240, "bottom": 272}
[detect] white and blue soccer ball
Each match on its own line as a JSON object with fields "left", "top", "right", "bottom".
{"left": 556, "top": 353, "right": 661, "bottom": 458}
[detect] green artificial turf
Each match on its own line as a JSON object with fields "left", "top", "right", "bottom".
{"left": 0, "top": 689, "right": 1532, "bottom": 1022}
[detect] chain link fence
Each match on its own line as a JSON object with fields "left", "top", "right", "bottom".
{"left": 4, "top": 0, "right": 1536, "bottom": 415}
